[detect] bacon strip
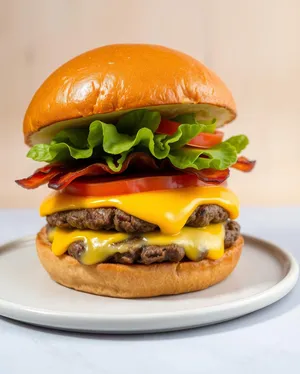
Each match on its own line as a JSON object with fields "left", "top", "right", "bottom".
{"left": 15, "top": 153, "right": 160, "bottom": 190}
{"left": 185, "top": 168, "right": 230, "bottom": 183}
{"left": 232, "top": 156, "right": 256, "bottom": 172}
{"left": 15, "top": 164, "right": 64, "bottom": 189}
{"left": 48, "top": 153, "right": 160, "bottom": 190}
{"left": 16, "top": 153, "right": 254, "bottom": 190}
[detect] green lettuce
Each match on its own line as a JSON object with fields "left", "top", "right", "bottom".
{"left": 168, "top": 137, "right": 248, "bottom": 170}
{"left": 27, "top": 109, "right": 248, "bottom": 171}
{"left": 117, "top": 109, "right": 161, "bottom": 134}
{"left": 173, "top": 113, "right": 215, "bottom": 128}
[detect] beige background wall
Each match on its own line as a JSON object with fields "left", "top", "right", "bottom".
{"left": 1, "top": 0, "right": 299, "bottom": 208}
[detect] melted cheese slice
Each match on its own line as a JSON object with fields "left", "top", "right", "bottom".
{"left": 41, "top": 186, "right": 239, "bottom": 235}
{"left": 50, "top": 223, "right": 225, "bottom": 265}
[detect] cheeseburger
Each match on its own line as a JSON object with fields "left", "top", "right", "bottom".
{"left": 16, "top": 44, "right": 255, "bottom": 298}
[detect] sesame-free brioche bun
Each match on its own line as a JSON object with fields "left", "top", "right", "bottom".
{"left": 24, "top": 44, "right": 236, "bottom": 146}
{"left": 36, "top": 226, "right": 243, "bottom": 299}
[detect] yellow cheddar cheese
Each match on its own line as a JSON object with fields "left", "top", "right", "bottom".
{"left": 41, "top": 186, "right": 239, "bottom": 235}
{"left": 50, "top": 223, "right": 225, "bottom": 265}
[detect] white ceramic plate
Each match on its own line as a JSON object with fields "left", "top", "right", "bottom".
{"left": 0, "top": 234, "right": 298, "bottom": 333}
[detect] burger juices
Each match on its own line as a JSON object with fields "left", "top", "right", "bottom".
{"left": 16, "top": 44, "right": 255, "bottom": 298}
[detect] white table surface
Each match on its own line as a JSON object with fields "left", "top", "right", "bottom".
{"left": 0, "top": 208, "right": 299, "bottom": 373}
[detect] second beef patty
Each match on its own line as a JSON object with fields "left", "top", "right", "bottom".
{"left": 65, "top": 220, "right": 240, "bottom": 265}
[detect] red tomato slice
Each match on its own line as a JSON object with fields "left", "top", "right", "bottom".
{"left": 156, "top": 119, "right": 224, "bottom": 148}
{"left": 65, "top": 173, "right": 217, "bottom": 197}
{"left": 188, "top": 131, "right": 224, "bottom": 148}
{"left": 156, "top": 119, "right": 180, "bottom": 135}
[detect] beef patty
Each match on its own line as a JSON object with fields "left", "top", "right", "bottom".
{"left": 47, "top": 204, "right": 229, "bottom": 233}
{"left": 66, "top": 221, "right": 240, "bottom": 265}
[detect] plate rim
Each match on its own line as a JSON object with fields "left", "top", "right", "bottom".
{"left": 0, "top": 234, "right": 298, "bottom": 331}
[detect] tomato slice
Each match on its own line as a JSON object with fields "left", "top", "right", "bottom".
{"left": 156, "top": 119, "right": 180, "bottom": 135}
{"left": 188, "top": 131, "right": 224, "bottom": 148}
{"left": 156, "top": 119, "right": 224, "bottom": 148}
{"left": 65, "top": 173, "right": 216, "bottom": 197}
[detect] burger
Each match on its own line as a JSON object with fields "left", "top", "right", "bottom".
{"left": 16, "top": 44, "right": 255, "bottom": 298}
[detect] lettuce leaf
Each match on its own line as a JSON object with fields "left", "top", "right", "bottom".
{"left": 173, "top": 113, "right": 216, "bottom": 132}
{"left": 117, "top": 110, "right": 161, "bottom": 134}
{"left": 27, "top": 110, "right": 216, "bottom": 161}
{"left": 27, "top": 122, "right": 210, "bottom": 162}
{"left": 224, "top": 134, "right": 249, "bottom": 153}
{"left": 27, "top": 109, "right": 249, "bottom": 171}
{"left": 168, "top": 141, "right": 242, "bottom": 170}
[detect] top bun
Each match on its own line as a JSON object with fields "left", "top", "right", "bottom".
{"left": 23, "top": 44, "right": 236, "bottom": 145}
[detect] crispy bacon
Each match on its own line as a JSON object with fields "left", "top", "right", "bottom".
{"left": 16, "top": 153, "right": 254, "bottom": 191}
{"left": 185, "top": 168, "right": 230, "bottom": 183}
{"left": 48, "top": 153, "right": 160, "bottom": 190}
{"left": 49, "top": 165, "right": 230, "bottom": 190}
{"left": 232, "top": 156, "right": 256, "bottom": 172}
{"left": 15, "top": 153, "right": 160, "bottom": 190}
{"left": 15, "top": 164, "right": 64, "bottom": 189}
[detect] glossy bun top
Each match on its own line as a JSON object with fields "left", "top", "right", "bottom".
{"left": 23, "top": 44, "right": 236, "bottom": 145}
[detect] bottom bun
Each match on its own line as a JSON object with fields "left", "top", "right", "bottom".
{"left": 36, "top": 226, "right": 243, "bottom": 298}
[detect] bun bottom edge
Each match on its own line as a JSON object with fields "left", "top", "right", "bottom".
{"left": 36, "top": 226, "right": 244, "bottom": 298}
